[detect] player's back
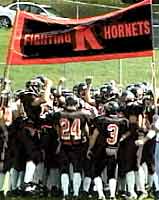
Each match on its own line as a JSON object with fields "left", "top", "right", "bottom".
{"left": 54, "top": 110, "right": 89, "bottom": 143}
{"left": 94, "top": 115, "right": 129, "bottom": 149}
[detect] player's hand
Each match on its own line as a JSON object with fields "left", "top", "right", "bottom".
{"left": 44, "top": 78, "right": 52, "bottom": 86}
{"left": 59, "top": 77, "right": 66, "bottom": 84}
{"left": 87, "top": 149, "right": 93, "bottom": 160}
{"left": 119, "top": 137, "right": 125, "bottom": 143}
{"left": 85, "top": 76, "right": 92, "bottom": 85}
{"left": 135, "top": 139, "right": 144, "bottom": 146}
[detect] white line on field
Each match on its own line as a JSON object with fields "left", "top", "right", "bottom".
{"left": 62, "top": 0, "right": 123, "bottom": 10}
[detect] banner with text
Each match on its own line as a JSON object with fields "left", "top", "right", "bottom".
{"left": 7, "top": 0, "right": 153, "bottom": 65}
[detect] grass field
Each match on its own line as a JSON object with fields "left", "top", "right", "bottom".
{"left": 0, "top": 29, "right": 158, "bottom": 91}
{"left": 0, "top": 0, "right": 127, "bottom": 7}
{"left": 0, "top": 0, "right": 129, "bottom": 19}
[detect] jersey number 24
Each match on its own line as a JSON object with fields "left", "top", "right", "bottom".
{"left": 60, "top": 118, "right": 81, "bottom": 140}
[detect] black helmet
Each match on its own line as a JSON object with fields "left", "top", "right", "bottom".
{"left": 35, "top": 75, "right": 46, "bottom": 84}
{"left": 121, "top": 90, "right": 135, "bottom": 103}
{"left": 100, "top": 84, "right": 119, "bottom": 101}
{"left": 65, "top": 95, "right": 79, "bottom": 108}
{"left": 104, "top": 101, "right": 120, "bottom": 115}
{"left": 100, "top": 85, "right": 111, "bottom": 98}
{"left": 25, "top": 78, "right": 44, "bottom": 95}
{"left": 77, "top": 83, "right": 87, "bottom": 95}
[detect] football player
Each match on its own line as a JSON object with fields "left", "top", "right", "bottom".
{"left": 0, "top": 85, "right": 13, "bottom": 199}
{"left": 18, "top": 76, "right": 52, "bottom": 193}
{"left": 47, "top": 95, "right": 90, "bottom": 200}
{"left": 87, "top": 101, "right": 129, "bottom": 200}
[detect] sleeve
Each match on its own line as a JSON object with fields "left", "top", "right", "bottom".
{"left": 93, "top": 116, "right": 102, "bottom": 131}
{"left": 155, "top": 118, "right": 159, "bottom": 130}
{"left": 45, "top": 112, "right": 60, "bottom": 126}
{"left": 120, "top": 118, "right": 129, "bottom": 133}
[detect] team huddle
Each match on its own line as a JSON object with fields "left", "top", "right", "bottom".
{"left": 0, "top": 76, "right": 159, "bottom": 200}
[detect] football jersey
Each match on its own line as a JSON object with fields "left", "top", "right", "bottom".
{"left": 144, "top": 106, "right": 155, "bottom": 124}
{"left": 93, "top": 115, "right": 129, "bottom": 148}
{"left": 20, "top": 92, "right": 41, "bottom": 123}
{"left": 50, "top": 110, "right": 89, "bottom": 143}
{"left": 125, "top": 101, "right": 144, "bottom": 118}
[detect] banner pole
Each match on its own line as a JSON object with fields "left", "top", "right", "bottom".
{"left": 3, "top": 64, "right": 10, "bottom": 81}
{"left": 119, "top": 59, "right": 122, "bottom": 88}
{"left": 150, "top": 2, "right": 158, "bottom": 114}
{"left": 3, "top": 9, "right": 20, "bottom": 91}
{"left": 151, "top": 51, "right": 158, "bottom": 114}
{"left": 76, "top": 1, "right": 79, "bottom": 21}
{"left": 17, "top": 0, "right": 20, "bottom": 11}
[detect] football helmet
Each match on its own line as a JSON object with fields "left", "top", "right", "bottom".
{"left": 121, "top": 90, "right": 135, "bottom": 103}
{"left": 65, "top": 95, "right": 79, "bottom": 108}
{"left": 35, "top": 75, "right": 46, "bottom": 84}
{"left": 100, "top": 84, "right": 119, "bottom": 102}
{"left": 25, "top": 78, "right": 44, "bottom": 96}
{"left": 104, "top": 101, "right": 120, "bottom": 115}
{"left": 77, "top": 83, "right": 87, "bottom": 97}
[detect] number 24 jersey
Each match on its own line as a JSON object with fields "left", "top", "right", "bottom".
{"left": 50, "top": 110, "right": 89, "bottom": 142}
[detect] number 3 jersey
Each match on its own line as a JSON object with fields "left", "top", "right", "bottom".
{"left": 50, "top": 110, "right": 89, "bottom": 144}
{"left": 93, "top": 115, "right": 129, "bottom": 149}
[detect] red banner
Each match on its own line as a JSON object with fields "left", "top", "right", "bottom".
{"left": 7, "top": 0, "right": 153, "bottom": 65}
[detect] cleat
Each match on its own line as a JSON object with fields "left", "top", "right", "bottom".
{"left": 109, "top": 198, "right": 117, "bottom": 200}
{"left": 80, "top": 191, "right": 89, "bottom": 199}
{"left": 118, "top": 191, "right": 128, "bottom": 199}
{"left": 72, "top": 195, "right": 80, "bottom": 200}
{"left": 138, "top": 192, "right": 148, "bottom": 200}
{"left": 125, "top": 193, "right": 137, "bottom": 200}
{"left": 51, "top": 186, "right": 62, "bottom": 197}
{"left": 98, "top": 195, "right": 106, "bottom": 200}
{"left": 62, "top": 195, "right": 70, "bottom": 200}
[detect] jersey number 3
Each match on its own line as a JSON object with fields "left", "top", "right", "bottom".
{"left": 106, "top": 124, "right": 119, "bottom": 145}
{"left": 60, "top": 118, "right": 81, "bottom": 140}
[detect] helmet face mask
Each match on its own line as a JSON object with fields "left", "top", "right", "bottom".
{"left": 100, "top": 84, "right": 119, "bottom": 103}
{"left": 25, "top": 78, "right": 45, "bottom": 96}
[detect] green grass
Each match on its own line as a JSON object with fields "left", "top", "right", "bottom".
{"left": 0, "top": 0, "right": 126, "bottom": 6}
{"left": 0, "top": 29, "right": 158, "bottom": 90}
